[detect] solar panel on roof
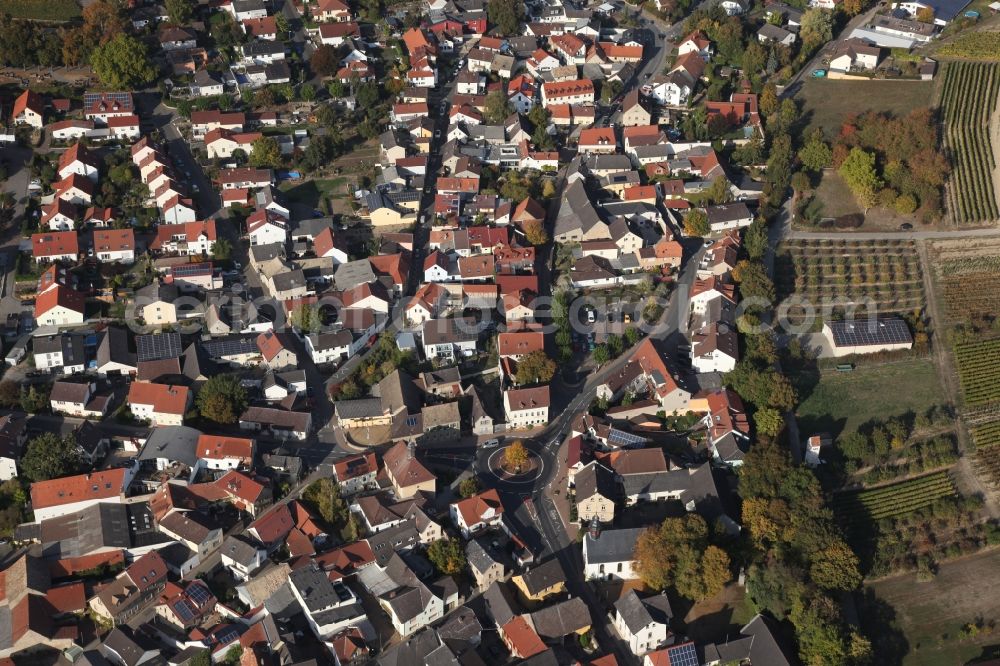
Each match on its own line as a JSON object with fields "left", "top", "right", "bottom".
{"left": 187, "top": 582, "right": 212, "bottom": 606}
{"left": 202, "top": 336, "right": 257, "bottom": 358}
{"left": 84, "top": 91, "right": 132, "bottom": 108}
{"left": 608, "top": 428, "right": 648, "bottom": 448}
{"left": 828, "top": 318, "right": 912, "bottom": 348}
{"left": 173, "top": 600, "right": 196, "bottom": 622}
{"left": 667, "top": 642, "right": 699, "bottom": 666}
{"left": 136, "top": 332, "right": 183, "bottom": 361}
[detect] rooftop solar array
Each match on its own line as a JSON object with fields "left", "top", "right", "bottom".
{"left": 202, "top": 335, "right": 258, "bottom": 358}
{"left": 187, "top": 582, "right": 213, "bottom": 606}
{"left": 83, "top": 91, "right": 132, "bottom": 108}
{"left": 173, "top": 599, "right": 196, "bottom": 622}
{"left": 827, "top": 318, "right": 913, "bottom": 348}
{"left": 136, "top": 332, "right": 183, "bottom": 362}
{"left": 608, "top": 428, "right": 648, "bottom": 448}
{"left": 171, "top": 262, "right": 213, "bottom": 278}
{"left": 666, "top": 642, "right": 699, "bottom": 666}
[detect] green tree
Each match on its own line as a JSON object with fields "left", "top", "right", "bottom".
{"left": 165, "top": 0, "right": 193, "bottom": 25}
{"left": 744, "top": 220, "right": 769, "bottom": 260}
{"left": 514, "top": 350, "right": 557, "bottom": 385}
{"left": 91, "top": 33, "right": 157, "bottom": 90}
{"left": 292, "top": 304, "right": 324, "bottom": 333}
{"left": 741, "top": 40, "right": 767, "bottom": 77}
{"left": 684, "top": 209, "right": 710, "bottom": 237}
{"left": 484, "top": 89, "right": 513, "bottom": 123}
{"left": 249, "top": 136, "right": 281, "bottom": 168}
{"left": 487, "top": 0, "right": 523, "bottom": 35}
{"left": 19, "top": 384, "right": 50, "bottom": 413}
{"left": 300, "top": 83, "right": 316, "bottom": 101}
{"left": 427, "top": 538, "right": 466, "bottom": 575}
{"left": 839, "top": 147, "right": 881, "bottom": 211}
{"left": 211, "top": 238, "right": 233, "bottom": 262}
{"left": 799, "top": 130, "right": 832, "bottom": 172}
{"left": 754, "top": 407, "right": 784, "bottom": 438}
{"left": 624, "top": 326, "right": 641, "bottom": 346}
{"left": 303, "top": 478, "right": 349, "bottom": 526}
{"left": 522, "top": 219, "right": 549, "bottom": 246}
{"left": 799, "top": 8, "right": 833, "bottom": 46}
{"left": 328, "top": 80, "right": 346, "bottom": 98}
{"left": 21, "top": 432, "right": 79, "bottom": 482}
{"left": 592, "top": 344, "right": 610, "bottom": 365}
{"left": 355, "top": 82, "right": 380, "bottom": 108}
{"left": 459, "top": 477, "right": 482, "bottom": 498}
{"left": 275, "top": 12, "right": 290, "bottom": 36}
{"left": 196, "top": 374, "right": 248, "bottom": 424}
{"left": 705, "top": 176, "right": 732, "bottom": 206}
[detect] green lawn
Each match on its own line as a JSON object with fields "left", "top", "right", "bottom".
{"left": 0, "top": 0, "right": 80, "bottom": 20}
{"left": 798, "top": 79, "right": 935, "bottom": 139}
{"left": 279, "top": 178, "right": 347, "bottom": 214}
{"left": 865, "top": 549, "right": 1000, "bottom": 665}
{"left": 795, "top": 358, "right": 942, "bottom": 438}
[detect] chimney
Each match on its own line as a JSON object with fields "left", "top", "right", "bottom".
{"left": 407, "top": 440, "right": 416, "bottom": 459}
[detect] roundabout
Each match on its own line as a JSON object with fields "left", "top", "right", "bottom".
{"left": 481, "top": 440, "right": 552, "bottom": 488}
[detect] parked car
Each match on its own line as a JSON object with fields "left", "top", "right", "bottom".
{"left": 483, "top": 438, "right": 500, "bottom": 448}
{"left": 811, "top": 69, "right": 827, "bottom": 78}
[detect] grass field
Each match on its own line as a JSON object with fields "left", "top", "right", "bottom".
{"left": 0, "top": 0, "right": 80, "bottom": 20}
{"left": 813, "top": 171, "right": 862, "bottom": 218}
{"left": 798, "top": 79, "right": 935, "bottom": 139}
{"left": 795, "top": 359, "right": 942, "bottom": 437}
{"left": 279, "top": 178, "right": 347, "bottom": 216}
{"left": 868, "top": 548, "right": 1000, "bottom": 665}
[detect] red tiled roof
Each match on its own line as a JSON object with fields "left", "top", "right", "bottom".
{"left": 127, "top": 382, "right": 190, "bottom": 415}
{"left": 34, "top": 284, "right": 85, "bottom": 319}
{"left": 12, "top": 89, "right": 43, "bottom": 119}
{"left": 198, "top": 435, "right": 254, "bottom": 461}
{"left": 498, "top": 331, "right": 544, "bottom": 357}
{"left": 216, "top": 470, "right": 268, "bottom": 505}
{"left": 30, "top": 468, "right": 128, "bottom": 510}
{"left": 93, "top": 228, "right": 134, "bottom": 253}
{"left": 248, "top": 503, "right": 293, "bottom": 543}
{"left": 454, "top": 488, "right": 503, "bottom": 527}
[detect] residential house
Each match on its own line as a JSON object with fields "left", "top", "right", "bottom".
{"left": 34, "top": 285, "right": 86, "bottom": 327}
{"left": 383, "top": 441, "right": 436, "bottom": 499}
{"left": 93, "top": 229, "right": 136, "bottom": 263}
{"left": 127, "top": 382, "right": 191, "bottom": 426}
{"left": 512, "top": 558, "right": 567, "bottom": 605}
{"left": 89, "top": 552, "right": 168, "bottom": 626}
{"left": 467, "top": 539, "right": 506, "bottom": 591}
{"left": 11, "top": 89, "right": 44, "bottom": 128}
{"left": 450, "top": 489, "right": 504, "bottom": 538}
{"left": 504, "top": 385, "right": 550, "bottom": 430}
{"left": 613, "top": 591, "right": 673, "bottom": 656}
{"left": 32, "top": 230, "right": 79, "bottom": 263}
{"left": 574, "top": 461, "right": 617, "bottom": 523}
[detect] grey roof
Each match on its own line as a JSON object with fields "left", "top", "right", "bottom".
{"left": 222, "top": 534, "right": 264, "bottom": 567}
{"left": 705, "top": 202, "right": 752, "bottom": 225}
{"left": 529, "top": 596, "right": 592, "bottom": 638}
{"left": 240, "top": 406, "right": 311, "bottom": 431}
{"left": 421, "top": 318, "right": 480, "bottom": 346}
{"left": 517, "top": 558, "right": 566, "bottom": 597}
{"left": 38, "top": 502, "right": 169, "bottom": 558}
{"left": 307, "top": 329, "right": 354, "bottom": 352}
{"left": 201, "top": 334, "right": 259, "bottom": 359}
{"left": 97, "top": 327, "right": 136, "bottom": 370}
{"left": 373, "top": 369, "right": 422, "bottom": 416}
{"left": 250, "top": 243, "right": 286, "bottom": 263}
{"left": 138, "top": 425, "right": 202, "bottom": 467}
{"left": 102, "top": 627, "right": 158, "bottom": 666}
{"left": 482, "top": 581, "right": 520, "bottom": 627}
{"left": 466, "top": 539, "right": 500, "bottom": 575}
{"left": 583, "top": 526, "right": 645, "bottom": 564}
{"left": 827, "top": 317, "right": 913, "bottom": 348}
{"left": 437, "top": 605, "right": 483, "bottom": 651}
{"left": 272, "top": 268, "right": 307, "bottom": 293}
{"left": 758, "top": 22, "right": 793, "bottom": 40}
{"left": 575, "top": 461, "right": 616, "bottom": 502}
{"left": 243, "top": 39, "right": 285, "bottom": 57}
{"left": 378, "top": 629, "right": 445, "bottom": 666}
{"left": 585, "top": 154, "right": 633, "bottom": 173}
{"left": 34, "top": 332, "right": 86, "bottom": 366}
{"left": 291, "top": 217, "right": 335, "bottom": 240}
{"left": 703, "top": 614, "right": 795, "bottom": 666}
{"left": 289, "top": 566, "right": 353, "bottom": 613}
{"left": 335, "top": 259, "right": 377, "bottom": 291}
{"left": 365, "top": 519, "right": 420, "bottom": 566}
{"left": 555, "top": 180, "right": 606, "bottom": 238}
{"left": 50, "top": 379, "right": 92, "bottom": 404}
{"left": 614, "top": 590, "right": 673, "bottom": 633}
{"left": 334, "top": 398, "right": 385, "bottom": 420}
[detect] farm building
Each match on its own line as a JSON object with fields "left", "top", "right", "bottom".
{"left": 822, "top": 318, "right": 913, "bottom": 357}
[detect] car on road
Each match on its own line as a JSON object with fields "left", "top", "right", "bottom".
{"left": 483, "top": 438, "right": 500, "bottom": 448}
{"left": 703, "top": 239, "right": 714, "bottom": 247}
{"left": 434, "top": 129, "right": 442, "bottom": 139}
{"left": 312, "top": 209, "right": 325, "bottom": 218}
{"left": 586, "top": 308, "right": 596, "bottom": 323}
{"left": 899, "top": 223, "right": 913, "bottom": 231}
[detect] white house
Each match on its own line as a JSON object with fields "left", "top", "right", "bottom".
{"left": 246, "top": 209, "right": 288, "bottom": 246}
{"left": 304, "top": 330, "right": 353, "bottom": 365}
{"left": 449, "top": 489, "right": 504, "bottom": 539}
{"left": 704, "top": 202, "right": 753, "bottom": 232}
{"left": 503, "top": 386, "right": 549, "bottom": 430}
{"left": 612, "top": 591, "right": 673, "bottom": 657}
{"left": 127, "top": 383, "right": 191, "bottom": 426}
{"left": 582, "top": 526, "right": 644, "bottom": 580}
{"left": 29, "top": 467, "right": 134, "bottom": 522}
{"left": 690, "top": 322, "right": 739, "bottom": 373}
